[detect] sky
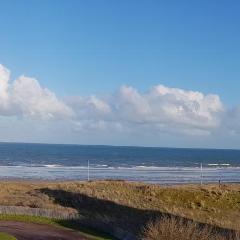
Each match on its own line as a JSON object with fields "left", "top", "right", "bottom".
{"left": 0, "top": 0, "right": 240, "bottom": 148}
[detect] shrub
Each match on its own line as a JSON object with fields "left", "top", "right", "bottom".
{"left": 142, "top": 217, "right": 232, "bottom": 240}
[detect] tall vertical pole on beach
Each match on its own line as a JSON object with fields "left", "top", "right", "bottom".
{"left": 200, "top": 163, "right": 203, "bottom": 185}
{"left": 88, "top": 160, "right": 90, "bottom": 181}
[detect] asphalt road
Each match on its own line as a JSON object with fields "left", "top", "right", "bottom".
{"left": 0, "top": 221, "right": 88, "bottom": 240}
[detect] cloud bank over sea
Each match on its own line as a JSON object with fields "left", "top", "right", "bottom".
{"left": 0, "top": 64, "right": 238, "bottom": 147}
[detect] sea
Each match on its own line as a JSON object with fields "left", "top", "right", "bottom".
{"left": 0, "top": 142, "right": 239, "bottom": 184}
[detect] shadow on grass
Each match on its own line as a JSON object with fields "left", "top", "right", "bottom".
{"left": 40, "top": 188, "right": 234, "bottom": 240}
{"left": 56, "top": 219, "right": 114, "bottom": 240}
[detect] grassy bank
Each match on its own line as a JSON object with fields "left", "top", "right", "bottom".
{"left": 0, "top": 180, "right": 239, "bottom": 238}
{"left": 0, "top": 232, "right": 16, "bottom": 240}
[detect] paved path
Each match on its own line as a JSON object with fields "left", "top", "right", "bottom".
{"left": 0, "top": 221, "right": 88, "bottom": 240}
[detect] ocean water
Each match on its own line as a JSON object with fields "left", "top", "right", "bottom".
{"left": 0, "top": 142, "right": 239, "bottom": 184}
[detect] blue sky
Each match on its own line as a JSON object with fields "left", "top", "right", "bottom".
{"left": 1, "top": 1, "right": 240, "bottom": 148}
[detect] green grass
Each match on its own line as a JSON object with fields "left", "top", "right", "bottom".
{"left": 0, "top": 214, "right": 114, "bottom": 240}
{"left": 0, "top": 232, "right": 16, "bottom": 240}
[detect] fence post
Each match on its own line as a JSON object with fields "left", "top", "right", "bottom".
{"left": 88, "top": 160, "right": 90, "bottom": 181}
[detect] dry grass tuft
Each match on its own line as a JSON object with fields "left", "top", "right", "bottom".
{"left": 142, "top": 217, "right": 240, "bottom": 240}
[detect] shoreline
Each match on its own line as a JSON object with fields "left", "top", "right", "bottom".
{"left": 0, "top": 165, "right": 239, "bottom": 184}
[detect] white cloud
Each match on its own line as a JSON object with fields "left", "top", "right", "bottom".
{"left": 97, "top": 85, "right": 223, "bottom": 133}
{"left": 0, "top": 65, "right": 10, "bottom": 111}
{"left": 147, "top": 85, "right": 223, "bottom": 129}
{"left": 11, "top": 76, "right": 74, "bottom": 120}
{"left": 65, "top": 84, "right": 224, "bottom": 135}
{"left": 0, "top": 65, "right": 74, "bottom": 120}
{"left": 0, "top": 64, "right": 227, "bottom": 136}
{"left": 115, "top": 85, "right": 152, "bottom": 123}
{"left": 67, "top": 95, "right": 111, "bottom": 117}
{"left": 223, "top": 106, "right": 240, "bottom": 135}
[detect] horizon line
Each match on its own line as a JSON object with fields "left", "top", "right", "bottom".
{"left": 0, "top": 141, "right": 239, "bottom": 151}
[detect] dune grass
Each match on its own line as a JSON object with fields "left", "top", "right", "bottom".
{"left": 0, "top": 180, "right": 239, "bottom": 238}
